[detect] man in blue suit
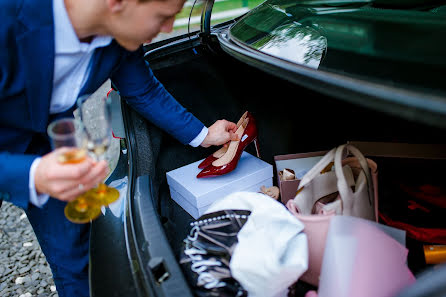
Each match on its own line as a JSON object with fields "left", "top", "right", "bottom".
{"left": 0, "top": 0, "right": 238, "bottom": 295}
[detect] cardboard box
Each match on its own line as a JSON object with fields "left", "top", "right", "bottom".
{"left": 346, "top": 141, "right": 446, "bottom": 159}
{"left": 166, "top": 152, "right": 273, "bottom": 219}
{"left": 274, "top": 142, "right": 446, "bottom": 205}
{"left": 274, "top": 150, "right": 328, "bottom": 205}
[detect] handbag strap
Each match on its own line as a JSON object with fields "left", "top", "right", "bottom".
{"left": 297, "top": 147, "right": 337, "bottom": 191}
{"left": 334, "top": 144, "right": 374, "bottom": 207}
{"left": 293, "top": 144, "right": 374, "bottom": 216}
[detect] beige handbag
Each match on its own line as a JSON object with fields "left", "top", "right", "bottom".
{"left": 286, "top": 144, "right": 378, "bottom": 286}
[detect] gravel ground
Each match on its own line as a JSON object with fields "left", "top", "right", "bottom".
{"left": 0, "top": 202, "right": 58, "bottom": 297}
{"left": 0, "top": 81, "right": 120, "bottom": 297}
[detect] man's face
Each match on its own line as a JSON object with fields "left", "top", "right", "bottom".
{"left": 111, "top": 0, "right": 185, "bottom": 51}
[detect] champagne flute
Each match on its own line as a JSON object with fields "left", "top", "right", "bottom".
{"left": 76, "top": 94, "right": 120, "bottom": 205}
{"left": 47, "top": 118, "right": 102, "bottom": 223}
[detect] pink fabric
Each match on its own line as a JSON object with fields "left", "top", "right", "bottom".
{"left": 286, "top": 154, "right": 379, "bottom": 286}
{"left": 317, "top": 216, "right": 415, "bottom": 297}
{"left": 287, "top": 200, "right": 333, "bottom": 286}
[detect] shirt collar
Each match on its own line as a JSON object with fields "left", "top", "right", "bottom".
{"left": 53, "top": 0, "right": 113, "bottom": 54}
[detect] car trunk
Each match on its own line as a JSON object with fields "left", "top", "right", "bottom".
{"left": 122, "top": 35, "right": 445, "bottom": 295}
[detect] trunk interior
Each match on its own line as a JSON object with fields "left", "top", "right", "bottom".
{"left": 125, "top": 37, "right": 445, "bottom": 292}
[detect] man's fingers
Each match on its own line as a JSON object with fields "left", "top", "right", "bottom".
{"left": 54, "top": 161, "right": 109, "bottom": 201}
{"left": 78, "top": 161, "right": 109, "bottom": 189}
{"left": 227, "top": 121, "right": 238, "bottom": 132}
{"left": 46, "top": 179, "right": 80, "bottom": 200}
{"left": 59, "top": 184, "right": 88, "bottom": 202}
{"left": 201, "top": 119, "right": 240, "bottom": 148}
{"left": 229, "top": 131, "right": 239, "bottom": 141}
{"left": 48, "top": 147, "right": 96, "bottom": 179}
{"left": 50, "top": 158, "right": 94, "bottom": 180}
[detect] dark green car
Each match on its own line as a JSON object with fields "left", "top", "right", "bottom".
{"left": 90, "top": 1, "right": 446, "bottom": 296}
{"left": 225, "top": 0, "right": 446, "bottom": 126}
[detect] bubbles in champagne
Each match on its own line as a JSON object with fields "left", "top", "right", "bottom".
{"left": 87, "top": 140, "right": 110, "bottom": 157}
{"left": 93, "top": 144, "right": 109, "bottom": 156}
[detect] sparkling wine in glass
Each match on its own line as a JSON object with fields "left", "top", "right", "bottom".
{"left": 58, "top": 148, "right": 87, "bottom": 164}
{"left": 47, "top": 118, "right": 102, "bottom": 223}
{"left": 77, "top": 94, "right": 120, "bottom": 205}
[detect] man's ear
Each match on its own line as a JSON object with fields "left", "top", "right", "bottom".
{"left": 106, "top": 0, "right": 127, "bottom": 13}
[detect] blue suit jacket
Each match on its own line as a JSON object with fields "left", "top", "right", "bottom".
{"left": 0, "top": 0, "right": 204, "bottom": 209}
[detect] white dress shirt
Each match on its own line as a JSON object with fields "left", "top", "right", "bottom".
{"left": 29, "top": 0, "right": 208, "bottom": 207}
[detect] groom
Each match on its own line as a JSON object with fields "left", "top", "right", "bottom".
{"left": 0, "top": 0, "right": 237, "bottom": 295}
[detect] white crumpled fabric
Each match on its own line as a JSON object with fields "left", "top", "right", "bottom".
{"left": 205, "top": 191, "right": 309, "bottom": 297}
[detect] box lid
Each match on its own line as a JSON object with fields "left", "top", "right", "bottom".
{"left": 166, "top": 152, "right": 273, "bottom": 208}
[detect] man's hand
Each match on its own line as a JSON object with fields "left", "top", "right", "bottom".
{"left": 200, "top": 120, "right": 238, "bottom": 148}
{"left": 34, "top": 148, "right": 109, "bottom": 202}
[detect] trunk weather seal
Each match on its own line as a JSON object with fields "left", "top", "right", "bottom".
{"left": 122, "top": 100, "right": 155, "bottom": 297}
{"left": 121, "top": 100, "right": 194, "bottom": 297}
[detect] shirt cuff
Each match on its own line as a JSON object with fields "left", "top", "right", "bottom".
{"left": 29, "top": 158, "right": 50, "bottom": 208}
{"left": 188, "top": 127, "right": 208, "bottom": 147}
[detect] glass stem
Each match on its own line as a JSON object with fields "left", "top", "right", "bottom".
{"left": 97, "top": 183, "right": 108, "bottom": 194}
{"left": 94, "top": 153, "right": 109, "bottom": 195}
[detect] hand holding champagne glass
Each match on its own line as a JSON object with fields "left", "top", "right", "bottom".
{"left": 46, "top": 118, "right": 103, "bottom": 223}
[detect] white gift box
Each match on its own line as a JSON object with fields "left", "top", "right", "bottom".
{"left": 166, "top": 152, "right": 273, "bottom": 219}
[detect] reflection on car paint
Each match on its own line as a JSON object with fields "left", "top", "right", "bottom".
{"left": 101, "top": 176, "right": 128, "bottom": 220}
{"left": 251, "top": 22, "right": 327, "bottom": 69}
{"left": 229, "top": 0, "right": 446, "bottom": 94}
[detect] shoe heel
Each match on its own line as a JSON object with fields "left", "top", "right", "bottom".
{"left": 253, "top": 138, "right": 260, "bottom": 158}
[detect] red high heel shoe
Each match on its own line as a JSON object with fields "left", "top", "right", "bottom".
{"left": 197, "top": 113, "right": 260, "bottom": 178}
{"left": 197, "top": 111, "right": 254, "bottom": 169}
{"left": 197, "top": 146, "right": 228, "bottom": 169}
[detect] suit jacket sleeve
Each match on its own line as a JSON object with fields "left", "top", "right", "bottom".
{"left": 0, "top": 2, "right": 39, "bottom": 210}
{"left": 110, "top": 47, "right": 205, "bottom": 145}
{"left": 0, "top": 152, "right": 39, "bottom": 209}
